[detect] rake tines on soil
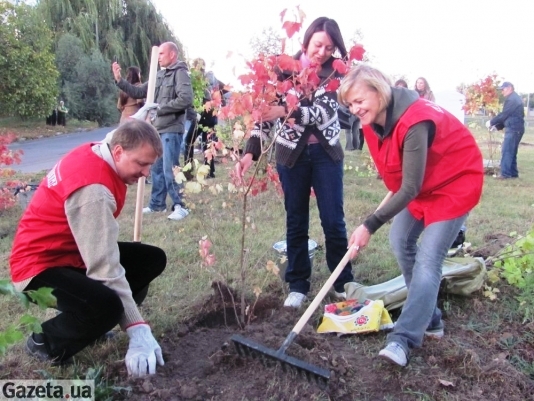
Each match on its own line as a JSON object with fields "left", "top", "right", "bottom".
{"left": 231, "top": 249, "right": 357, "bottom": 389}
{"left": 232, "top": 333, "right": 329, "bottom": 388}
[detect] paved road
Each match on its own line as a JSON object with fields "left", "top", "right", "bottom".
{"left": 9, "top": 126, "right": 115, "bottom": 173}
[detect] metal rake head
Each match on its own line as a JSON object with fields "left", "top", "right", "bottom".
{"left": 231, "top": 334, "right": 330, "bottom": 389}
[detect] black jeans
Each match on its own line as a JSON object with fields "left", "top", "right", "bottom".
{"left": 25, "top": 242, "right": 166, "bottom": 361}
{"left": 183, "top": 119, "right": 199, "bottom": 165}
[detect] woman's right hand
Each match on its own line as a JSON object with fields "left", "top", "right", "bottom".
{"left": 234, "top": 153, "right": 253, "bottom": 185}
{"left": 348, "top": 225, "right": 372, "bottom": 259}
{"left": 112, "top": 62, "right": 122, "bottom": 82}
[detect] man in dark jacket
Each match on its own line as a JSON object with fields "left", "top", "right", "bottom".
{"left": 112, "top": 42, "right": 193, "bottom": 220}
{"left": 489, "top": 81, "right": 525, "bottom": 179}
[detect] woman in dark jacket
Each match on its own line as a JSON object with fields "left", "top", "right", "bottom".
{"left": 235, "top": 17, "right": 355, "bottom": 308}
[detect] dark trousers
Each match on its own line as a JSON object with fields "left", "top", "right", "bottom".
{"left": 277, "top": 144, "right": 353, "bottom": 294}
{"left": 184, "top": 119, "right": 199, "bottom": 165}
{"left": 25, "top": 242, "right": 166, "bottom": 361}
{"left": 57, "top": 111, "right": 66, "bottom": 126}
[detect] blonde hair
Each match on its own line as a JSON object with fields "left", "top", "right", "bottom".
{"left": 338, "top": 65, "right": 392, "bottom": 112}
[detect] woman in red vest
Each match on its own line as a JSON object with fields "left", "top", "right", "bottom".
{"left": 338, "top": 65, "right": 483, "bottom": 367}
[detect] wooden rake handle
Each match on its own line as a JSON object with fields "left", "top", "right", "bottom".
{"left": 290, "top": 190, "right": 394, "bottom": 335}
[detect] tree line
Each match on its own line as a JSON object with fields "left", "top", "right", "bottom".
{"left": 0, "top": 0, "right": 182, "bottom": 126}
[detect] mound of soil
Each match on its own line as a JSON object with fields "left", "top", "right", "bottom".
{"left": 117, "top": 282, "right": 534, "bottom": 401}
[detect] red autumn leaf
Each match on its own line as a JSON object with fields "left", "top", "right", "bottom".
{"left": 205, "top": 254, "right": 216, "bottom": 266}
{"left": 278, "top": 54, "right": 299, "bottom": 72}
{"left": 285, "top": 93, "right": 299, "bottom": 110}
{"left": 332, "top": 59, "right": 348, "bottom": 74}
{"left": 325, "top": 79, "right": 340, "bottom": 92}
{"left": 296, "top": 5, "right": 306, "bottom": 23}
{"left": 349, "top": 44, "right": 366, "bottom": 61}
{"left": 280, "top": 80, "right": 293, "bottom": 93}
{"left": 282, "top": 21, "right": 301, "bottom": 38}
{"left": 280, "top": 8, "right": 287, "bottom": 22}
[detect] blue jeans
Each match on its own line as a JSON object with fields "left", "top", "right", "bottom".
{"left": 149, "top": 133, "right": 184, "bottom": 210}
{"left": 500, "top": 129, "right": 524, "bottom": 178}
{"left": 387, "top": 208, "right": 467, "bottom": 354}
{"left": 277, "top": 144, "right": 353, "bottom": 295}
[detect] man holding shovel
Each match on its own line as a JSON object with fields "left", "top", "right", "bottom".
{"left": 10, "top": 120, "right": 167, "bottom": 377}
{"left": 112, "top": 42, "right": 193, "bottom": 221}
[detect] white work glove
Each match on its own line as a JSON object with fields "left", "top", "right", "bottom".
{"left": 196, "top": 113, "right": 201, "bottom": 122}
{"left": 130, "top": 102, "right": 159, "bottom": 122}
{"left": 485, "top": 120, "right": 491, "bottom": 129}
{"left": 125, "top": 324, "right": 164, "bottom": 377}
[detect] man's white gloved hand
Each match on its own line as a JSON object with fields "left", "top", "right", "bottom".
{"left": 196, "top": 113, "right": 201, "bottom": 122}
{"left": 125, "top": 324, "right": 164, "bottom": 377}
{"left": 485, "top": 120, "right": 491, "bottom": 129}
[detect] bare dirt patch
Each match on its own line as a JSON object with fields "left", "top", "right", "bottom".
{"left": 116, "top": 282, "right": 534, "bottom": 401}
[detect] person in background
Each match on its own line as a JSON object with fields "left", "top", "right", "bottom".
{"left": 57, "top": 101, "right": 68, "bottom": 126}
{"left": 339, "top": 65, "right": 483, "bottom": 367}
{"left": 235, "top": 17, "right": 356, "bottom": 308}
{"left": 487, "top": 81, "right": 525, "bottom": 179}
{"left": 192, "top": 58, "right": 223, "bottom": 178}
{"left": 414, "top": 77, "right": 435, "bottom": 102}
{"left": 117, "top": 66, "right": 144, "bottom": 125}
{"left": 112, "top": 42, "right": 193, "bottom": 221}
{"left": 394, "top": 79, "right": 408, "bottom": 88}
{"left": 9, "top": 120, "right": 167, "bottom": 377}
{"left": 183, "top": 106, "right": 199, "bottom": 166}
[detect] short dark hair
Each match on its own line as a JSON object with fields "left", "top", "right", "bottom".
{"left": 302, "top": 17, "right": 347, "bottom": 59}
{"left": 394, "top": 79, "right": 408, "bottom": 88}
{"left": 110, "top": 120, "right": 162, "bottom": 157}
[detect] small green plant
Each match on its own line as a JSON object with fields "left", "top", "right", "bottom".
{"left": 0, "top": 279, "right": 56, "bottom": 355}
{"left": 491, "top": 226, "right": 534, "bottom": 321}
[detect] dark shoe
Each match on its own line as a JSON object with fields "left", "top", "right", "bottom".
{"left": 93, "top": 331, "right": 115, "bottom": 344}
{"left": 26, "top": 333, "right": 72, "bottom": 365}
{"left": 206, "top": 173, "right": 215, "bottom": 179}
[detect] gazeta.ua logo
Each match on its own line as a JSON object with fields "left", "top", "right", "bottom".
{"left": 1, "top": 380, "right": 94, "bottom": 400}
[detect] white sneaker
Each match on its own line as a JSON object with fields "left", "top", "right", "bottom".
{"left": 167, "top": 205, "right": 189, "bottom": 221}
{"left": 283, "top": 292, "right": 307, "bottom": 308}
{"left": 334, "top": 291, "right": 347, "bottom": 300}
{"left": 142, "top": 207, "right": 165, "bottom": 214}
{"left": 379, "top": 342, "right": 408, "bottom": 367}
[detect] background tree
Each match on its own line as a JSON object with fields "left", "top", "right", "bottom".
{"left": 463, "top": 74, "right": 500, "bottom": 116}
{"left": 0, "top": 1, "right": 59, "bottom": 119}
{"left": 37, "top": 0, "right": 182, "bottom": 75}
{"left": 63, "top": 48, "right": 117, "bottom": 126}
{"left": 250, "top": 27, "right": 283, "bottom": 57}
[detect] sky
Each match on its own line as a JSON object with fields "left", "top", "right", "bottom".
{"left": 152, "top": 0, "right": 534, "bottom": 93}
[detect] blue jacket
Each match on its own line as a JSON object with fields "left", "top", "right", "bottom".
{"left": 490, "top": 91, "right": 525, "bottom": 133}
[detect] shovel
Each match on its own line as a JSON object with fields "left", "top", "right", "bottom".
{"left": 231, "top": 247, "right": 355, "bottom": 388}
{"left": 231, "top": 191, "right": 394, "bottom": 386}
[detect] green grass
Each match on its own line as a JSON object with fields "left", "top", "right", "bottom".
{"left": 0, "top": 124, "right": 534, "bottom": 392}
{"left": 0, "top": 116, "right": 98, "bottom": 140}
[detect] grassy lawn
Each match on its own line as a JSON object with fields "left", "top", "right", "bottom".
{"left": 0, "top": 116, "right": 98, "bottom": 140}
{"left": 0, "top": 124, "right": 533, "bottom": 398}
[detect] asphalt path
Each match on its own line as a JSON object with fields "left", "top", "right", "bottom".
{"left": 8, "top": 126, "right": 115, "bottom": 173}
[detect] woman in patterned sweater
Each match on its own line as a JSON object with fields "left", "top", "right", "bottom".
{"left": 235, "top": 17, "right": 355, "bottom": 308}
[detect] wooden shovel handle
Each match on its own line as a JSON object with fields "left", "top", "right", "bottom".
{"left": 133, "top": 46, "right": 159, "bottom": 242}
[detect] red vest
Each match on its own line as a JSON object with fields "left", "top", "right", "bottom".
{"left": 363, "top": 99, "right": 483, "bottom": 226}
{"left": 10, "top": 144, "right": 127, "bottom": 282}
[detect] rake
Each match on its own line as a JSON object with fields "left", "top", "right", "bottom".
{"left": 232, "top": 247, "right": 355, "bottom": 388}
{"left": 232, "top": 192, "right": 394, "bottom": 386}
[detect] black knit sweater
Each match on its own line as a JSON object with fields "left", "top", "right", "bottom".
{"left": 244, "top": 53, "right": 345, "bottom": 168}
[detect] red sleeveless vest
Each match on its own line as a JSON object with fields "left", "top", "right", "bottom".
{"left": 10, "top": 144, "right": 127, "bottom": 282}
{"left": 364, "top": 99, "right": 483, "bottom": 226}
